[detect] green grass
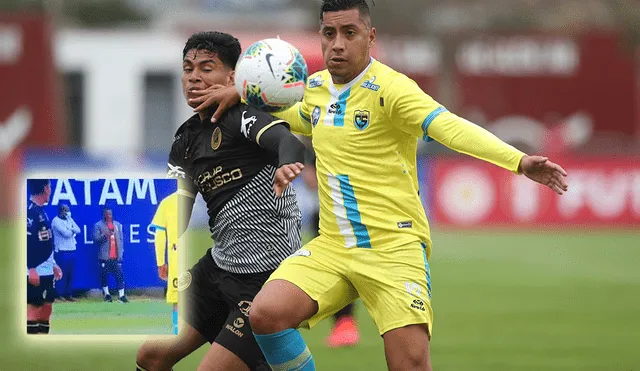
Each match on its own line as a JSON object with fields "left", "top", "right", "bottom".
{"left": 2, "top": 223, "right": 640, "bottom": 370}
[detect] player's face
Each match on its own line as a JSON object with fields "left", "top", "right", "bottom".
{"left": 104, "top": 210, "right": 112, "bottom": 222}
{"left": 43, "top": 183, "right": 51, "bottom": 201}
{"left": 320, "top": 8, "right": 376, "bottom": 84}
{"left": 182, "top": 49, "right": 235, "bottom": 108}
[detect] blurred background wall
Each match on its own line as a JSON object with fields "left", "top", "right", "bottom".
{"left": 2, "top": 0, "right": 640, "bottom": 226}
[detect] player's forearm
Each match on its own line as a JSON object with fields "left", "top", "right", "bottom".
{"left": 154, "top": 230, "right": 167, "bottom": 266}
{"left": 428, "top": 113, "right": 526, "bottom": 173}
{"left": 258, "top": 124, "right": 306, "bottom": 167}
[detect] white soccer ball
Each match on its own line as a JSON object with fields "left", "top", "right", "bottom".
{"left": 235, "top": 38, "right": 308, "bottom": 112}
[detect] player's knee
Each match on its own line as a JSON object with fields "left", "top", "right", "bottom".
{"left": 388, "top": 344, "right": 430, "bottom": 371}
{"left": 249, "top": 295, "right": 296, "bottom": 334}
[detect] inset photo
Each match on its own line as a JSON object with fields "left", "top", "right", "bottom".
{"left": 25, "top": 177, "right": 179, "bottom": 336}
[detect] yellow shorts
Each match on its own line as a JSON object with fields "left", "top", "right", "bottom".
{"left": 267, "top": 236, "right": 433, "bottom": 336}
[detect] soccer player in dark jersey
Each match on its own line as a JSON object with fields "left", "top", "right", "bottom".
{"left": 27, "top": 179, "right": 62, "bottom": 334}
{"left": 136, "top": 31, "right": 306, "bottom": 371}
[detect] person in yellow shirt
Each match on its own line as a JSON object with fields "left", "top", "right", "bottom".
{"left": 150, "top": 192, "right": 179, "bottom": 335}
{"left": 190, "top": 1, "right": 568, "bottom": 370}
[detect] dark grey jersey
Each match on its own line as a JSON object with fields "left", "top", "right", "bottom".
{"left": 167, "top": 104, "right": 302, "bottom": 274}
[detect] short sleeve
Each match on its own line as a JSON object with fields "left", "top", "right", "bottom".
{"left": 237, "top": 105, "right": 291, "bottom": 146}
{"left": 385, "top": 73, "right": 450, "bottom": 141}
{"left": 166, "top": 134, "right": 198, "bottom": 199}
{"left": 150, "top": 200, "right": 166, "bottom": 231}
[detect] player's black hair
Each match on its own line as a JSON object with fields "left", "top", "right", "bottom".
{"left": 320, "top": 0, "right": 373, "bottom": 24}
{"left": 28, "top": 179, "right": 50, "bottom": 196}
{"left": 58, "top": 203, "right": 69, "bottom": 212}
{"left": 182, "top": 31, "right": 242, "bottom": 70}
{"left": 102, "top": 206, "right": 112, "bottom": 216}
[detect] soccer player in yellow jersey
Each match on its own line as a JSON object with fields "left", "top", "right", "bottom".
{"left": 191, "top": 1, "right": 568, "bottom": 369}
{"left": 150, "top": 192, "right": 179, "bottom": 335}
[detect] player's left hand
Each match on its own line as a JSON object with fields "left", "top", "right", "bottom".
{"left": 518, "top": 155, "right": 568, "bottom": 195}
{"left": 189, "top": 84, "right": 240, "bottom": 123}
{"left": 274, "top": 162, "right": 305, "bottom": 197}
{"left": 53, "top": 265, "right": 63, "bottom": 281}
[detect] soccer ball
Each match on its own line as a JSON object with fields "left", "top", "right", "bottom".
{"left": 235, "top": 38, "right": 308, "bottom": 112}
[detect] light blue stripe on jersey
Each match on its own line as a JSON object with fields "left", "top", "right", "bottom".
{"left": 150, "top": 224, "right": 166, "bottom": 231}
{"left": 422, "top": 106, "right": 448, "bottom": 142}
{"left": 336, "top": 174, "right": 371, "bottom": 248}
{"left": 333, "top": 88, "right": 352, "bottom": 127}
{"left": 421, "top": 242, "right": 432, "bottom": 299}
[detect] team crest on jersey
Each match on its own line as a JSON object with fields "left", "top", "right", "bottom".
{"left": 361, "top": 76, "right": 380, "bottom": 91}
{"left": 211, "top": 127, "right": 222, "bottom": 150}
{"left": 177, "top": 271, "right": 192, "bottom": 291}
{"left": 311, "top": 106, "right": 321, "bottom": 127}
{"left": 309, "top": 76, "right": 324, "bottom": 88}
{"left": 354, "top": 110, "right": 370, "bottom": 130}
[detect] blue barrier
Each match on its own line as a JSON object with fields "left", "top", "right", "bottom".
{"left": 31, "top": 178, "right": 177, "bottom": 290}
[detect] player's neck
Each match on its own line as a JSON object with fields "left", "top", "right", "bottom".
{"left": 30, "top": 195, "right": 46, "bottom": 206}
{"left": 198, "top": 105, "right": 217, "bottom": 122}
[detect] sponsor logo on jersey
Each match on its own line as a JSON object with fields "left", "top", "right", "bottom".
{"left": 211, "top": 126, "right": 222, "bottom": 150}
{"left": 197, "top": 166, "right": 243, "bottom": 194}
{"left": 311, "top": 106, "right": 321, "bottom": 127}
{"left": 240, "top": 111, "right": 258, "bottom": 139}
{"left": 361, "top": 76, "right": 380, "bottom": 91}
{"left": 309, "top": 76, "right": 324, "bottom": 88}
{"left": 167, "top": 163, "right": 186, "bottom": 179}
{"left": 354, "top": 110, "right": 370, "bottom": 130}
{"left": 177, "top": 271, "right": 192, "bottom": 291}
{"left": 328, "top": 102, "right": 343, "bottom": 115}
{"left": 397, "top": 221, "right": 413, "bottom": 229}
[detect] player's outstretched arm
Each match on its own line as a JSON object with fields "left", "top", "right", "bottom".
{"left": 189, "top": 84, "right": 240, "bottom": 123}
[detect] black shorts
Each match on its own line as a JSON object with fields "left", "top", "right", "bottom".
{"left": 27, "top": 275, "right": 56, "bottom": 306}
{"left": 180, "top": 250, "right": 272, "bottom": 371}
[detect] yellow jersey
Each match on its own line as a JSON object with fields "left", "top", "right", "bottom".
{"left": 151, "top": 192, "right": 179, "bottom": 302}
{"left": 275, "top": 59, "right": 524, "bottom": 258}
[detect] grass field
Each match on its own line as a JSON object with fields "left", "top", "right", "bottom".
{"left": 2, "top": 222, "right": 640, "bottom": 370}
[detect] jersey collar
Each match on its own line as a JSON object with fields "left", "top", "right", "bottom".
{"left": 328, "top": 57, "right": 375, "bottom": 97}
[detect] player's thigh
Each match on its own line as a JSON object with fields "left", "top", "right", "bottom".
{"left": 265, "top": 237, "right": 358, "bottom": 329}
{"left": 179, "top": 253, "right": 230, "bottom": 343}
{"left": 211, "top": 307, "right": 269, "bottom": 371}
{"left": 383, "top": 324, "right": 432, "bottom": 371}
{"left": 42, "top": 276, "right": 56, "bottom": 304}
{"left": 27, "top": 278, "right": 45, "bottom": 309}
{"left": 351, "top": 242, "right": 433, "bottom": 336}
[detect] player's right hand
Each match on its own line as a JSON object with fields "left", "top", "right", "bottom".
{"left": 158, "top": 264, "right": 168, "bottom": 281}
{"left": 189, "top": 84, "right": 240, "bottom": 123}
{"left": 28, "top": 268, "right": 40, "bottom": 287}
{"left": 274, "top": 162, "right": 305, "bottom": 197}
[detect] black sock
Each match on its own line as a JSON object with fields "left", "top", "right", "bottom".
{"left": 39, "top": 320, "right": 50, "bottom": 334}
{"left": 27, "top": 320, "right": 39, "bottom": 334}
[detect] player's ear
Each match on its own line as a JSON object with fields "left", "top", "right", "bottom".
{"left": 227, "top": 69, "right": 235, "bottom": 86}
{"left": 369, "top": 27, "right": 376, "bottom": 48}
